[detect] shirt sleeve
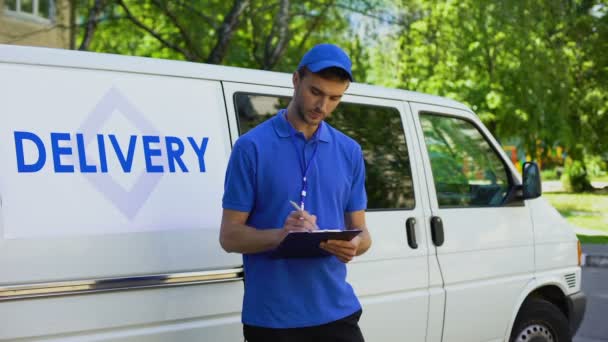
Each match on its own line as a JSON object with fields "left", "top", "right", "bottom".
{"left": 222, "top": 139, "right": 256, "bottom": 212}
{"left": 346, "top": 145, "right": 367, "bottom": 212}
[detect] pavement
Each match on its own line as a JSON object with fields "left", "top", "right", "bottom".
{"left": 573, "top": 241, "right": 608, "bottom": 341}
{"left": 582, "top": 243, "right": 608, "bottom": 268}
{"left": 573, "top": 261, "right": 608, "bottom": 342}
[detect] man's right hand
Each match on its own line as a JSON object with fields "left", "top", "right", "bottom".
{"left": 282, "top": 210, "right": 318, "bottom": 237}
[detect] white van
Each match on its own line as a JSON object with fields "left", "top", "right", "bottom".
{"left": 0, "top": 44, "right": 585, "bottom": 342}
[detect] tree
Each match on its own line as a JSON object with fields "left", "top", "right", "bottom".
{"left": 364, "top": 0, "right": 607, "bottom": 191}
{"left": 74, "top": 0, "right": 354, "bottom": 70}
{"left": 73, "top": 0, "right": 607, "bottom": 191}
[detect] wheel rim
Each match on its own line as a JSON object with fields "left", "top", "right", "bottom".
{"left": 514, "top": 323, "right": 555, "bottom": 342}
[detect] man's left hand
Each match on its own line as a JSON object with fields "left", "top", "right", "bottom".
{"left": 320, "top": 236, "right": 361, "bottom": 263}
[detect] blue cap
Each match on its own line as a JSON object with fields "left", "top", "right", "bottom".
{"left": 297, "top": 44, "right": 353, "bottom": 81}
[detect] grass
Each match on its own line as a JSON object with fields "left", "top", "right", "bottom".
{"left": 544, "top": 192, "right": 608, "bottom": 234}
{"left": 577, "top": 235, "right": 608, "bottom": 244}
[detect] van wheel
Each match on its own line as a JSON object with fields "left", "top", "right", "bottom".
{"left": 510, "top": 298, "right": 571, "bottom": 342}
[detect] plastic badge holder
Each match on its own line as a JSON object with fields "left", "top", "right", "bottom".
{"left": 271, "top": 229, "right": 362, "bottom": 258}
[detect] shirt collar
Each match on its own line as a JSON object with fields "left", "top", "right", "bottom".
{"left": 272, "top": 109, "right": 331, "bottom": 143}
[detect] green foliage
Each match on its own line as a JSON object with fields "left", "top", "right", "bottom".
{"left": 541, "top": 168, "right": 560, "bottom": 181}
{"left": 561, "top": 160, "right": 593, "bottom": 192}
{"left": 75, "top": 0, "right": 356, "bottom": 71}
{"left": 585, "top": 154, "right": 608, "bottom": 178}
{"left": 365, "top": 0, "right": 607, "bottom": 181}
{"left": 577, "top": 235, "right": 608, "bottom": 244}
{"left": 73, "top": 0, "right": 608, "bottom": 193}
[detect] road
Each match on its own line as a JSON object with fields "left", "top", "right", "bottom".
{"left": 574, "top": 249, "right": 608, "bottom": 342}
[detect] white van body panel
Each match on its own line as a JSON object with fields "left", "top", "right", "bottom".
{"left": 0, "top": 44, "right": 583, "bottom": 341}
{"left": 0, "top": 65, "right": 238, "bottom": 265}
{"left": 0, "top": 45, "right": 470, "bottom": 111}
{"left": 529, "top": 197, "right": 580, "bottom": 272}
{"left": 0, "top": 283, "right": 243, "bottom": 341}
{"left": 0, "top": 46, "right": 243, "bottom": 340}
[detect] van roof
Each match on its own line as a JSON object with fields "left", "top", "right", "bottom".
{"left": 0, "top": 44, "right": 471, "bottom": 112}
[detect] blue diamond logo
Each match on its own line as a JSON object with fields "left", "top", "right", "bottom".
{"left": 75, "top": 87, "right": 164, "bottom": 220}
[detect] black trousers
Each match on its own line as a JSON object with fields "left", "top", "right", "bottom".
{"left": 243, "top": 310, "right": 364, "bottom": 342}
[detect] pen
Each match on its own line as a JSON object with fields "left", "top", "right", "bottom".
{"left": 289, "top": 200, "right": 302, "bottom": 211}
{"left": 289, "top": 200, "right": 320, "bottom": 230}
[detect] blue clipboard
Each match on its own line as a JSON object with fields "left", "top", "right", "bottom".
{"left": 270, "top": 229, "right": 362, "bottom": 258}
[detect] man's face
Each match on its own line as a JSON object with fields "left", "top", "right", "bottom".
{"left": 292, "top": 71, "right": 349, "bottom": 126}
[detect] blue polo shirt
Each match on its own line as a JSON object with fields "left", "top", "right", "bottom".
{"left": 222, "top": 110, "right": 367, "bottom": 328}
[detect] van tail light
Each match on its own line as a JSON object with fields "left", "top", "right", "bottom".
{"left": 577, "top": 240, "right": 582, "bottom": 266}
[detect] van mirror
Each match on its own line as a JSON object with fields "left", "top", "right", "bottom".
{"left": 522, "top": 162, "right": 542, "bottom": 199}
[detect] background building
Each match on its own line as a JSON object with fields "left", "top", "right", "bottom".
{"left": 0, "top": 0, "right": 71, "bottom": 49}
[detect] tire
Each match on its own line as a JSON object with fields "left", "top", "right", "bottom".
{"left": 510, "top": 298, "right": 571, "bottom": 342}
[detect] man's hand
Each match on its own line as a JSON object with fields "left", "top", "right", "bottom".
{"left": 320, "top": 235, "right": 361, "bottom": 263}
{"left": 281, "top": 210, "right": 318, "bottom": 238}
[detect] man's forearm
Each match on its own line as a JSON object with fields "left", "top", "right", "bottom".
{"left": 220, "top": 223, "right": 284, "bottom": 254}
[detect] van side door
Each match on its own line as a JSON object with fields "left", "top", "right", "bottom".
{"left": 222, "top": 82, "right": 432, "bottom": 341}
{"left": 409, "top": 103, "right": 535, "bottom": 342}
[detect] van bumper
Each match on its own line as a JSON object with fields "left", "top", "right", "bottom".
{"left": 567, "top": 291, "right": 586, "bottom": 336}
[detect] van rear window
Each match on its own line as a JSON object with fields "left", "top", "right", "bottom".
{"left": 234, "top": 93, "right": 415, "bottom": 210}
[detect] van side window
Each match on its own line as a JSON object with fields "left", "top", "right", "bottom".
{"left": 420, "top": 114, "right": 510, "bottom": 208}
{"left": 234, "top": 93, "right": 415, "bottom": 210}
{"left": 235, "top": 94, "right": 290, "bottom": 133}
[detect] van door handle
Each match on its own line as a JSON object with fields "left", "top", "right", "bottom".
{"left": 430, "top": 216, "right": 444, "bottom": 246}
{"left": 405, "top": 217, "right": 418, "bottom": 249}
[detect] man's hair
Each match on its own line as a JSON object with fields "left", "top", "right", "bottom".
{"left": 298, "top": 66, "right": 351, "bottom": 82}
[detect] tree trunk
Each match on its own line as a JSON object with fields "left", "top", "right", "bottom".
{"left": 261, "top": 0, "right": 290, "bottom": 70}
{"left": 69, "top": 0, "right": 77, "bottom": 50}
{"left": 78, "top": 0, "right": 106, "bottom": 51}
{"left": 206, "top": 0, "right": 250, "bottom": 64}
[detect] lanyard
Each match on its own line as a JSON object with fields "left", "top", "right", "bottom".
{"left": 284, "top": 111, "right": 320, "bottom": 211}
